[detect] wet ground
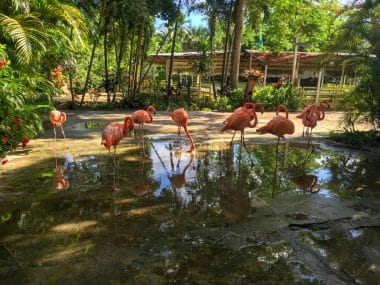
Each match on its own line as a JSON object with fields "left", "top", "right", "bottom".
{"left": 1, "top": 110, "right": 380, "bottom": 284}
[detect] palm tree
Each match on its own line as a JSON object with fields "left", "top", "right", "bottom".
{"left": 0, "top": 0, "right": 85, "bottom": 64}
{"left": 229, "top": 0, "right": 245, "bottom": 89}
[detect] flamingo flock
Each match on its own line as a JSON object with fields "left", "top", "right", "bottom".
{"left": 49, "top": 100, "right": 328, "bottom": 161}
{"left": 45, "top": 97, "right": 328, "bottom": 191}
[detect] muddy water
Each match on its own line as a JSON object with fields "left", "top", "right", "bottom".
{"left": 1, "top": 136, "right": 380, "bottom": 284}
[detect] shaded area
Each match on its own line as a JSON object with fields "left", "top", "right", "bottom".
{"left": 1, "top": 136, "right": 380, "bottom": 284}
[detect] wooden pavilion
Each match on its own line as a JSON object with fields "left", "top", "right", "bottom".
{"left": 149, "top": 50, "right": 358, "bottom": 87}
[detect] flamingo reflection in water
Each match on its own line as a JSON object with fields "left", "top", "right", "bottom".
{"left": 52, "top": 154, "right": 74, "bottom": 190}
{"left": 168, "top": 151, "right": 194, "bottom": 208}
{"left": 128, "top": 159, "right": 155, "bottom": 197}
{"left": 292, "top": 174, "right": 319, "bottom": 194}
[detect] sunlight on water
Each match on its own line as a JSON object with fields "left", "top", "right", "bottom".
{"left": 1, "top": 138, "right": 380, "bottom": 284}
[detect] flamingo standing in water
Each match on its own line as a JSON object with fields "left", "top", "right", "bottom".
{"left": 101, "top": 116, "right": 134, "bottom": 191}
{"left": 132, "top": 105, "right": 156, "bottom": 155}
{"left": 49, "top": 110, "right": 67, "bottom": 140}
{"left": 169, "top": 108, "right": 195, "bottom": 152}
{"left": 256, "top": 104, "right": 295, "bottom": 154}
{"left": 221, "top": 106, "right": 258, "bottom": 148}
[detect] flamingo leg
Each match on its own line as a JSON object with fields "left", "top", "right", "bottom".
{"left": 308, "top": 128, "right": 314, "bottom": 148}
{"left": 140, "top": 125, "right": 147, "bottom": 156}
{"left": 241, "top": 130, "right": 254, "bottom": 167}
{"left": 230, "top": 131, "right": 236, "bottom": 147}
{"left": 53, "top": 126, "right": 57, "bottom": 142}
{"left": 272, "top": 136, "right": 281, "bottom": 198}
{"left": 60, "top": 125, "right": 66, "bottom": 139}
{"left": 178, "top": 126, "right": 182, "bottom": 150}
{"left": 112, "top": 146, "right": 120, "bottom": 192}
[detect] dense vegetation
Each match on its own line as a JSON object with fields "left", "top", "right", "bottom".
{"left": 0, "top": 0, "right": 379, "bottom": 156}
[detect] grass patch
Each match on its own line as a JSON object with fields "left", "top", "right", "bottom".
{"left": 328, "top": 130, "right": 380, "bottom": 148}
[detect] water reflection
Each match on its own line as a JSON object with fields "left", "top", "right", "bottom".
{"left": 53, "top": 166, "right": 70, "bottom": 190}
{"left": 1, "top": 139, "right": 378, "bottom": 284}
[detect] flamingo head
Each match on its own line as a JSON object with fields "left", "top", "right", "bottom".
{"left": 146, "top": 105, "right": 156, "bottom": 115}
{"left": 319, "top": 100, "right": 330, "bottom": 109}
{"left": 254, "top": 103, "right": 265, "bottom": 114}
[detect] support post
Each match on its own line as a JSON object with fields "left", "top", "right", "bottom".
{"left": 339, "top": 63, "right": 345, "bottom": 87}
{"left": 291, "top": 38, "right": 299, "bottom": 85}
{"left": 315, "top": 69, "right": 323, "bottom": 103}
{"left": 166, "top": 59, "right": 170, "bottom": 84}
{"left": 249, "top": 53, "right": 253, "bottom": 69}
{"left": 264, "top": 65, "right": 268, "bottom": 86}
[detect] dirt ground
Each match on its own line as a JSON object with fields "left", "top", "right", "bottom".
{"left": 46, "top": 109, "right": 372, "bottom": 144}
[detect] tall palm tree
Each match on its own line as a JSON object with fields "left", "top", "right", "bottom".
{"left": 229, "top": 0, "right": 245, "bottom": 89}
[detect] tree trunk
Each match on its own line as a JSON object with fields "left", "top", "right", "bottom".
{"left": 79, "top": 1, "right": 105, "bottom": 107}
{"left": 209, "top": 12, "right": 217, "bottom": 99}
{"left": 127, "top": 25, "right": 136, "bottom": 97}
{"left": 230, "top": 0, "right": 245, "bottom": 89}
{"left": 221, "top": 1, "right": 233, "bottom": 92}
{"left": 104, "top": 0, "right": 110, "bottom": 104}
{"left": 137, "top": 29, "right": 171, "bottom": 94}
{"left": 167, "top": 0, "right": 182, "bottom": 103}
{"left": 132, "top": 22, "right": 144, "bottom": 95}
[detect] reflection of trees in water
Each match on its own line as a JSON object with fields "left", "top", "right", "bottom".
{"left": 309, "top": 228, "right": 379, "bottom": 285}
{"left": 320, "top": 153, "right": 368, "bottom": 199}
{"left": 113, "top": 146, "right": 159, "bottom": 196}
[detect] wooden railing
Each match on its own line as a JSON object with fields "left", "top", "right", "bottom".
{"left": 301, "top": 84, "right": 353, "bottom": 103}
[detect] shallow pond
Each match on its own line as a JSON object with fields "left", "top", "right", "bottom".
{"left": 1, "top": 137, "right": 380, "bottom": 284}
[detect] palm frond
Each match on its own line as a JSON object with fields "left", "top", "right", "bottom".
{"left": 0, "top": 13, "right": 47, "bottom": 63}
{"left": 41, "top": 1, "right": 87, "bottom": 45}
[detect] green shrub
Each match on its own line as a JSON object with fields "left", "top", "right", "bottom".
{"left": 0, "top": 48, "right": 52, "bottom": 157}
{"left": 253, "top": 84, "right": 302, "bottom": 111}
{"left": 329, "top": 130, "right": 380, "bottom": 148}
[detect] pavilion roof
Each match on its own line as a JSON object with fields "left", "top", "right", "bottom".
{"left": 149, "top": 50, "right": 359, "bottom": 76}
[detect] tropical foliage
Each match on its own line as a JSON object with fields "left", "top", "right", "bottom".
{"left": 1, "top": 0, "right": 378, "bottom": 156}
{"left": 328, "top": 0, "right": 379, "bottom": 131}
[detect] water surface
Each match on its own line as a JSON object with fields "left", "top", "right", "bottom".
{"left": 1, "top": 138, "right": 379, "bottom": 284}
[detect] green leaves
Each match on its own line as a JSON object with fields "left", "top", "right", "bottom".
{"left": 0, "top": 12, "right": 46, "bottom": 63}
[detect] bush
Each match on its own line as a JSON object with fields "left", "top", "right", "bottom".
{"left": 253, "top": 84, "right": 303, "bottom": 111}
{"left": 329, "top": 130, "right": 380, "bottom": 148}
{"left": 0, "top": 50, "right": 52, "bottom": 157}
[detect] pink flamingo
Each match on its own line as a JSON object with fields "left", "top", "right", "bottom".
{"left": 296, "top": 100, "right": 329, "bottom": 140}
{"left": 221, "top": 107, "right": 258, "bottom": 148}
{"left": 169, "top": 108, "right": 195, "bottom": 152}
{"left": 49, "top": 110, "right": 67, "bottom": 140}
{"left": 101, "top": 116, "right": 134, "bottom": 191}
{"left": 132, "top": 105, "right": 156, "bottom": 154}
{"left": 256, "top": 104, "right": 295, "bottom": 154}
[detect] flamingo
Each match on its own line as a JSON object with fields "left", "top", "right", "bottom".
{"left": 226, "top": 102, "right": 265, "bottom": 123}
{"left": 256, "top": 104, "right": 295, "bottom": 154}
{"left": 169, "top": 108, "right": 195, "bottom": 152}
{"left": 221, "top": 106, "right": 258, "bottom": 149}
{"left": 132, "top": 105, "right": 156, "bottom": 154}
{"left": 101, "top": 116, "right": 134, "bottom": 191}
{"left": 296, "top": 100, "right": 329, "bottom": 140}
{"left": 49, "top": 110, "right": 67, "bottom": 140}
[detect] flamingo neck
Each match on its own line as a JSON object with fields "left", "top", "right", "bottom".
{"left": 183, "top": 125, "right": 195, "bottom": 152}
{"left": 147, "top": 112, "right": 153, "bottom": 123}
{"left": 276, "top": 105, "right": 289, "bottom": 118}
{"left": 249, "top": 111, "right": 258, "bottom": 128}
{"left": 123, "top": 117, "right": 134, "bottom": 135}
{"left": 318, "top": 106, "right": 325, "bottom": 120}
